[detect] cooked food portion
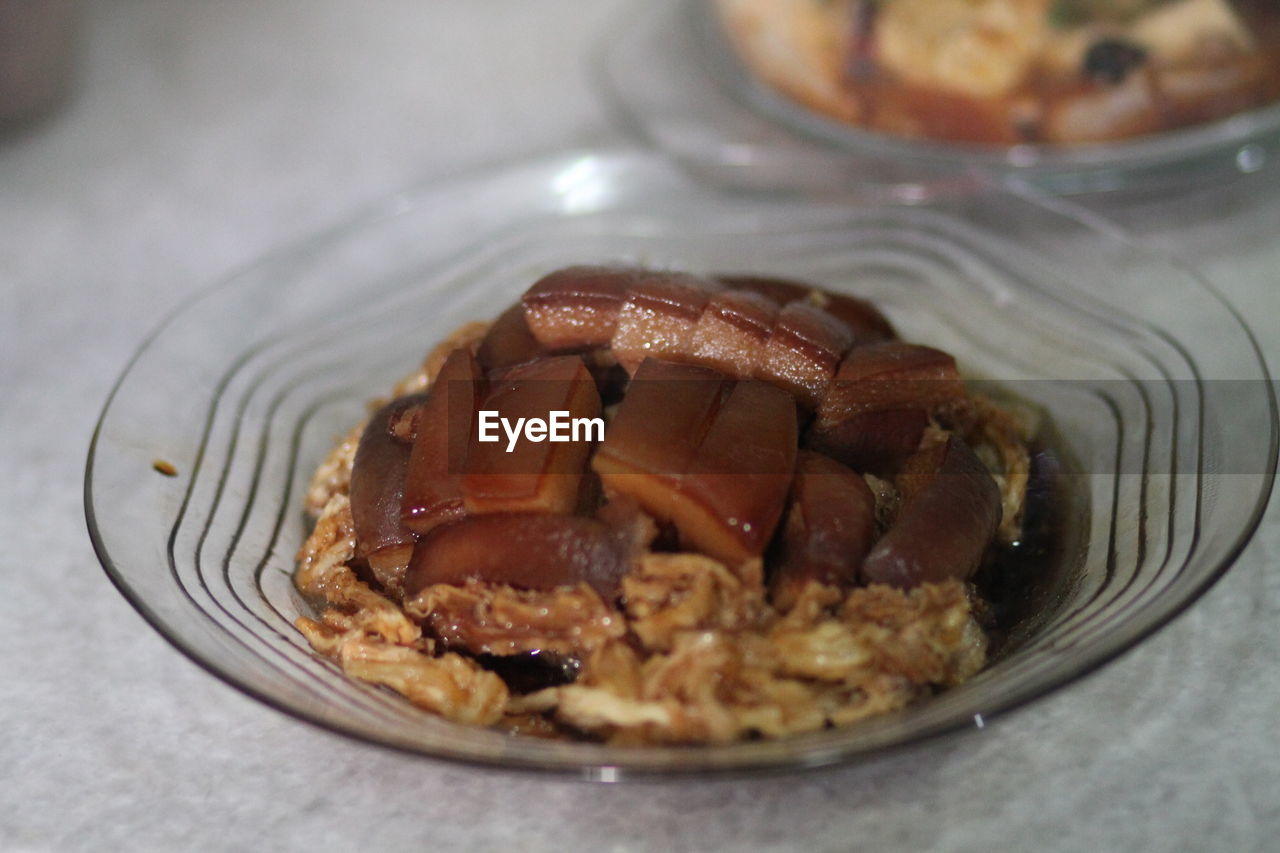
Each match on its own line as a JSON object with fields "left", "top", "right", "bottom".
{"left": 463, "top": 355, "right": 600, "bottom": 516}
{"left": 689, "top": 289, "right": 779, "bottom": 376}
{"left": 402, "top": 349, "right": 482, "bottom": 537}
{"left": 862, "top": 433, "right": 1003, "bottom": 588}
{"left": 295, "top": 265, "right": 1040, "bottom": 744}
{"left": 404, "top": 513, "right": 634, "bottom": 598}
{"left": 475, "top": 303, "right": 545, "bottom": 371}
{"left": 596, "top": 365, "right": 799, "bottom": 564}
{"left": 770, "top": 451, "right": 877, "bottom": 610}
{"left": 611, "top": 274, "right": 726, "bottom": 373}
{"left": 714, "top": 0, "right": 1280, "bottom": 144}
{"left": 810, "top": 341, "right": 966, "bottom": 472}
{"left": 349, "top": 393, "right": 426, "bottom": 594}
{"left": 718, "top": 274, "right": 898, "bottom": 342}
{"left": 522, "top": 265, "right": 637, "bottom": 353}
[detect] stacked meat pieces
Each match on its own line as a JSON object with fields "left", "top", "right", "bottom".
{"left": 295, "top": 266, "right": 1029, "bottom": 743}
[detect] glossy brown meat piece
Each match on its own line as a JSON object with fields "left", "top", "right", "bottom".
{"left": 476, "top": 303, "right": 545, "bottom": 371}
{"left": 610, "top": 272, "right": 724, "bottom": 374}
{"left": 718, "top": 274, "right": 897, "bottom": 342}
{"left": 674, "top": 379, "right": 798, "bottom": 564}
{"left": 817, "top": 342, "right": 963, "bottom": 418}
{"left": 402, "top": 349, "right": 484, "bottom": 536}
{"left": 350, "top": 393, "right": 427, "bottom": 583}
{"left": 809, "top": 342, "right": 964, "bottom": 471}
{"left": 770, "top": 451, "right": 877, "bottom": 610}
{"left": 404, "top": 513, "right": 632, "bottom": 598}
{"left": 688, "top": 289, "right": 778, "bottom": 377}
{"left": 463, "top": 355, "right": 601, "bottom": 515}
{"left": 716, "top": 274, "right": 810, "bottom": 306}
{"left": 807, "top": 409, "right": 932, "bottom": 476}
{"left": 521, "top": 266, "right": 639, "bottom": 352}
{"left": 592, "top": 359, "right": 728, "bottom": 522}
{"left": 812, "top": 292, "right": 897, "bottom": 343}
{"left": 758, "top": 301, "right": 856, "bottom": 409}
{"left": 861, "top": 436, "right": 1001, "bottom": 588}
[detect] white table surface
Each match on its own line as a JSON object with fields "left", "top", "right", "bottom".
{"left": 2, "top": 2, "right": 1277, "bottom": 850}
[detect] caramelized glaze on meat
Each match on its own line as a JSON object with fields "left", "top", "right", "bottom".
{"left": 295, "top": 265, "right": 1038, "bottom": 744}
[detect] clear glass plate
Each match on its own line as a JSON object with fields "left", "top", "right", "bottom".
{"left": 85, "top": 149, "right": 1276, "bottom": 777}
{"left": 594, "top": 0, "right": 1280, "bottom": 196}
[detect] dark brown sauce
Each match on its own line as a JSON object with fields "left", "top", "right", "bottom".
{"left": 973, "top": 420, "right": 1087, "bottom": 660}
{"left": 470, "top": 651, "right": 581, "bottom": 694}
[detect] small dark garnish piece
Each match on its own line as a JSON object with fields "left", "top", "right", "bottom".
{"left": 1082, "top": 38, "right": 1148, "bottom": 86}
{"left": 473, "top": 651, "right": 580, "bottom": 694}
{"left": 588, "top": 356, "right": 630, "bottom": 407}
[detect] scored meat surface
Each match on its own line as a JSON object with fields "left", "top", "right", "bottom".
{"left": 295, "top": 265, "right": 1036, "bottom": 744}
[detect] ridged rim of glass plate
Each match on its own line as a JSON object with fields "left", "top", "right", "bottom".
{"left": 594, "top": 0, "right": 1280, "bottom": 195}
{"left": 85, "top": 149, "right": 1277, "bottom": 777}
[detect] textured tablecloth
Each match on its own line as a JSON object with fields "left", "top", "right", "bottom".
{"left": 2, "top": 2, "right": 1277, "bottom": 850}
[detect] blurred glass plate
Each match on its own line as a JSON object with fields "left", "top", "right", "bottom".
{"left": 595, "top": 0, "right": 1280, "bottom": 196}
{"left": 86, "top": 149, "right": 1275, "bottom": 776}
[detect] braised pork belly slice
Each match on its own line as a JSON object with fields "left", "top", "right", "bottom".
{"left": 591, "top": 358, "right": 728, "bottom": 521}
{"left": 402, "top": 348, "right": 484, "bottom": 536}
{"left": 476, "top": 303, "right": 546, "bottom": 371}
{"left": 350, "top": 392, "right": 427, "bottom": 593}
{"left": 770, "top": 451, "right": 877, "bottom": 611}
{"left": 595, "top": 360, "right": 797, "bottom": 565}
{"left": 862, "top": 435, "right": 1001, "bottom": 589}
{"left": 810, "top": 409, "right": 933, "bottom": 477}
{"left": 521, "top": 265, "right": 640, "bottom": 352}
{"left": 674, "top": 379, "right": 798, "bottom": 564}
{"left": 403, "top": 513, "right": 633, "bottom": 599}
{"left": 810, "top": 292, "right": 897, "bottom": 344}
{"left": 688, "top": 289, "right": 778, "bottom": 377}
{"left": 610, "top": 273, "right": 725, "bottom": 374}
{"left": 717, "top": 274, "right": 898, "bottom": 342}
{"left": 808, "top": 341, "right": 965, "bottom": 471}
{"left": 714, "top": 274, "right": 811, "bottom": 306}
{"left": 463, "top": 355, "right": 601, "bottom": 515}
{"left": 758, "top": 301, "right": 857, "bottom": 409}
